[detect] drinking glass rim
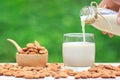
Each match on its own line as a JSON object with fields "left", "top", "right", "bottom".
{"left": 64, "top": 33, "right": 94, "bottom": 37}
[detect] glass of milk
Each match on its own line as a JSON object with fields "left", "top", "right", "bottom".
{"left": 62, "top": 33, "right": 95, "bottom": 69}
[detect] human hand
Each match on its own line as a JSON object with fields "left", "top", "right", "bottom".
{"left": 99, "top": 0, "right": 120, "bottom": 37}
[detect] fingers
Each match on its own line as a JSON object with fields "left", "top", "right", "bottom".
{"left": 99, "top": 0, "right": 119, "bottom": 11}
{"left": 117, "top": 8, "right": 120, "bottom": 24}
{"left": 102, "top": 31, "right": 107, "bottom": 35}
{"left": 99, "top": 0, "right": 107, "bottom": 8}
{"left": 102, "top": 32, "right": 114, "bottom": 38}
{"left": 108, "top": 33, "right": 114, "bottom": 38}
{"left": 99, "top": 0, "right": 113, "bottom": 8}
{"left": 112, "top": 0, "right": 120, "bottom": 6}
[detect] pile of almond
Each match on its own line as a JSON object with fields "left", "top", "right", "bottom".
{"left": 18, "top": 41, "right": 48, "bottom": 54}
{"left": 0, "top": 63, "right": 120, "bottom": 79}
{"left": 74, "top": 64, "right": 120, "bottom": 79}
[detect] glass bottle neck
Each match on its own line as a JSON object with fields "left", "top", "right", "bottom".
{"left": 80, "top": 6, "right": 97, "bottom": 24}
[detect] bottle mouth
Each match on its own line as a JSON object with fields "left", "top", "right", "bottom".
{"left": 80, "top": 6, "right": 97, "bottom": 24}
{"left": 80, "top": 6, "right": 94, "bottom": 16}
{"left": 80, "top": 1, "right": 99, "bottom": 24}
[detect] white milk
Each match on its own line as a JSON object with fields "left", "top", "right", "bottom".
{"left": 91, "top": 14, "right": 120, "bottom": 36}
{"left": 63, "top": 42, "right": 95, "bottom": 67}
{"left": 81, "top": 18, "right": 86, "bottom": 42}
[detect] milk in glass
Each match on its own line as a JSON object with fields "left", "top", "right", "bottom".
{"left": 63, "top": 42, "right": 95, "bottom": 67}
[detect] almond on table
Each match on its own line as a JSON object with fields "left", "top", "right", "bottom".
{"left": 0, "top": 64, "right": 120, "bottom": 79}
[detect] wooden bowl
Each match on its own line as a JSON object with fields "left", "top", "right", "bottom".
{"left": 16, "top": 53, "right": 48, "bottom": 67}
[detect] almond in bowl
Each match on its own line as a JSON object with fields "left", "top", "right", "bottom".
{"left": 7, "top": 39, "right": 48, "bottom": 67}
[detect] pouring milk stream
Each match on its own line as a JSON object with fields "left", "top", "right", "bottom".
{"left": 80, "top": 2, "right": 120, "bottom": 39}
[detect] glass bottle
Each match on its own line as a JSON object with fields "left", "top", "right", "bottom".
{"left": 80, "top": 2, "right": 120, "bottom": 36}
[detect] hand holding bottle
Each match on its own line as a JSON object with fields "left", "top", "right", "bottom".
{"left": 99, "top": 0, "right": 120, "bottom": 37}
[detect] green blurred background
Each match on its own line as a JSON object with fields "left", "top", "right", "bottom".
{"left": 0, "top": 0, "right": 120, "bottom": 63}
